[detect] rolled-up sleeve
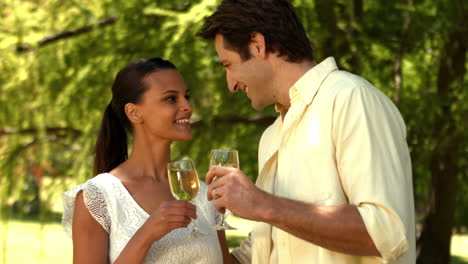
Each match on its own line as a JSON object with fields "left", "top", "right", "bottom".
{"left": 332, "top": 81, "right": 415, "bottom": 261}
{"left": 357, "top": 203, "right": 408, "bottom": 260}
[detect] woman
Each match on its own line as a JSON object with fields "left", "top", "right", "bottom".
{"left": 62, "top": 58, "right": 229, "bottom": 263}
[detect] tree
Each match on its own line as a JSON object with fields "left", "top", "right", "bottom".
{"left": 0, "top": 0, "right": 466, "bottom": 262}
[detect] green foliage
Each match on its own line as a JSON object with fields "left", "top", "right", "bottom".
{"left": 0, "top": 0, "right": 467, "bottom": 236}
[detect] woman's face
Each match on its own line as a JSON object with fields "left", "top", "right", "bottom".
{"left": 134, "top": 69, "right": 192, "bottom": 142}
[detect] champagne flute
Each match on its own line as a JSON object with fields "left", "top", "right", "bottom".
{"left": 167, "top": 159, "right": 206, "bottom": 239}
{"left": 209, "top": 149, "right": 239, "bottom": 230}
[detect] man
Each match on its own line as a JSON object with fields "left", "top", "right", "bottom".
{"left": 198, "top": 0, "right": 416, "bottom": 263}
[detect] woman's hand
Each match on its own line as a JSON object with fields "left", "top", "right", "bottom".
{"left": 113, "top": 200, "right": 197, "bottom": 264}
{"left": 144, "top": 200, "right": 197, "bottom": 242}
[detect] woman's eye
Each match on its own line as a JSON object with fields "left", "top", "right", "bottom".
{"left": 185, "top": 94, "right": 191, "bottom": 101}
{"left": 165, "top": 96, "right": 177, "bottom": 103}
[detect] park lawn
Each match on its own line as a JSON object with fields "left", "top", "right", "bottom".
{"left": 0, "top": 217, "right": 466, "bottom": 263}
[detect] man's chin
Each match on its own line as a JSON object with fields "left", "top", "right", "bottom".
{"left": 251, "top": 101, "right": 267, "bottom": 111}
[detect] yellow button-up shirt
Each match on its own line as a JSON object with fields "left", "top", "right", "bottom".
{"left": 232, "top": 57, "right": 416, "bottom": 263}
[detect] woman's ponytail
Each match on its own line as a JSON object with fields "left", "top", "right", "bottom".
{"left": 93, "top": 103, "right": 128, "bottom": 175}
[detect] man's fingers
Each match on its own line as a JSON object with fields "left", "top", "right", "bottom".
{"left": 205, "top": 165, "right": 236, "bottom": 184}
{"left": 210, "top": 185, "right": 226, "bottom": 200}
{"left": 207, "top": 178, "right": 226, "bottom": 200}
{"left": 213, "top": 199, "right": 227, "bottom": 214}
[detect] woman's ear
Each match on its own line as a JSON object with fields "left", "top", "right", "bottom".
{"left": 125, "top": 103, "right": 142, "bottom": 124}
{"left": 249, "top": 32, "right": 266, "bottom": 59}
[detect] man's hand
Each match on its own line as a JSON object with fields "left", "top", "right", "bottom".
{"left": 206, "top": 166, "right": 382, "bottom": 257}
{"left": 206, "top": 165, "right": 271, "bottom": 221}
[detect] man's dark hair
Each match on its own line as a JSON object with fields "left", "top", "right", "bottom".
{"left": 197, "top": 0, "right": 313, "bottom": 62}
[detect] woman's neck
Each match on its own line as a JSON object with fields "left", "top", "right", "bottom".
{"left": 121, "top": 133, "right": 172, "bottom": 182}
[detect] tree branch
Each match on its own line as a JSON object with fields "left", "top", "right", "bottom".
{"left": 16, "top": 17, "right": 118, "bottom": 53}
{"left": 0, "top": 115, "right": 275, "bottom": 137}
{"left": 0, "top": 127, "right": 82, "bottom": 137}
{"left": 193, "top": 115, "right": 276, "bottom": 128}
{"left": 192, "top": 115, "right": 277, "bottom": 128}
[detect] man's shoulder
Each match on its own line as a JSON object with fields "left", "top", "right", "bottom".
{"left": 326, "top": 70, "right": 373, "bottom": 90}
{"left": 323, "top": 70, "right": 388, "bottom": 101}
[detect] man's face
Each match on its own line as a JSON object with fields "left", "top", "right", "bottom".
{"left": 214, "top": 34, "right": 273, "bottom": 110}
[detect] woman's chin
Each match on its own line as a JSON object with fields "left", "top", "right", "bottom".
{"left": 173, "top": 133, "right": 193, "bottom": 141}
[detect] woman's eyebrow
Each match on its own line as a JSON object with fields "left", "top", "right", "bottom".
{"left": 162, "top": 89, "right": 190, "bottom": 94}
{"left": 161, "top": 90, "right": 179, "bottom": 95}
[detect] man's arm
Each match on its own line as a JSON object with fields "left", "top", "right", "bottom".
{"left": 206, "top": 167, "right": 380, "bottom": 257}
{"left": 260, "top": 192, "right": 380, "bottom": 256}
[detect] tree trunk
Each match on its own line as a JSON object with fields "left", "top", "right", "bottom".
{"left": 393, "top": 0, "right": 414, "bottom": 103}
{"left": 416, "top": 23, "right": 467, "bottom": 264}
{"left": 315, "top": 0, "right": 339, "bottom": 59}
{"left": 314, "top": 0, "right": 361, "bottom": 73}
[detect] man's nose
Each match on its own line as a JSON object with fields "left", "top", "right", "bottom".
{"left": 227, "top": 73, "right": 238, "bottom": 93}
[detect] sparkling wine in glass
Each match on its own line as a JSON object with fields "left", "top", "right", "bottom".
{"left": 209, "top": 149, "right": 239, "bottom": 230}
{"left": 167, "top": 159, "right": 206, "bottom": 239}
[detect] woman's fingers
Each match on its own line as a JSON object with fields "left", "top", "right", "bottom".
{"left": 158, "top": 200, "right": 197, "bottom": 219}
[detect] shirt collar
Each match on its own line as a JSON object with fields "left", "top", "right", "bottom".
{"left": 289, "top": 57, "right": 338, "bottom": 106}
{"left": 274, "top": 104, "right": 288, "bottom": 116}
{"left": 274, "top": 57, "right": 338, "bottom": 116}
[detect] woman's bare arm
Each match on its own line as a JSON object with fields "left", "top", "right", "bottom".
{"left": 72, "top": 191, "right": 109, "bottom": 264}
{"left": 72, "top": 193, "right": 196, "bottom": 264}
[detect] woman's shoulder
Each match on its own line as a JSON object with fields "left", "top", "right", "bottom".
{"left": 63, "top": 173, "right": 118, "bottom": 201}
{"left": 62, "top": 173, "right": 115, "bottom": 236}
{"left": 89, "top": 172, "right": 116, "bottom": 185}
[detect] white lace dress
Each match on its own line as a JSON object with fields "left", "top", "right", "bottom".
{"left": 62, "top": 173, "right": 223, "bottom": 264}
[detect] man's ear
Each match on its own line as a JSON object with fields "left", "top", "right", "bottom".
{"left": 249, "top": 32, "right": 266, "bottom": 59}
{"left": 125, "top": 103, "right": 142, "bottom": 124}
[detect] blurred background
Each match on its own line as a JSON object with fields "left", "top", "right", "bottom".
{"left": 0, "top": 0, "right": 466, "bottom": 263}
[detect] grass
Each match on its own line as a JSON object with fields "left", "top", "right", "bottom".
{"left": 0, "top": 216, "right": 467, "bottom": 264}
{"left": 0, "top": 219, "right": 72, "bottom": 263}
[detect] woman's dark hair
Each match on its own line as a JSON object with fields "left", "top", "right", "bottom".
{"left": 93, "top": 58, "right": 176, "bottom": 175}
{"left": 197, "top": 0, "right": 313, "bottom": 63}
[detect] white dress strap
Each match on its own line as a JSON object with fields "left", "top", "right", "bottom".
{"left": 62, "top": 176, "right": 112, "bottom": 237}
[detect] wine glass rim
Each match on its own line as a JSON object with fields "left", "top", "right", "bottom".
{"left": 210, "top": 149, "right": 238, "bottom": 152}
{"left": 167, "top": 158, "right": 195, "bottom": 167}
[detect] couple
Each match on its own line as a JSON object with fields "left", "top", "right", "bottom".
{"left": 62, "top": 0, "right": 416, "bottom": 263}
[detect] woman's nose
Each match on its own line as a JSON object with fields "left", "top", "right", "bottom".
{"left": 181, "top": 100, "right": 192, "bottom": 112}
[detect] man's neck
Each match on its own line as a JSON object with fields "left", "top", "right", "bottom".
{"left": 272, "top": 59, "right": 316, "bottom": 110}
